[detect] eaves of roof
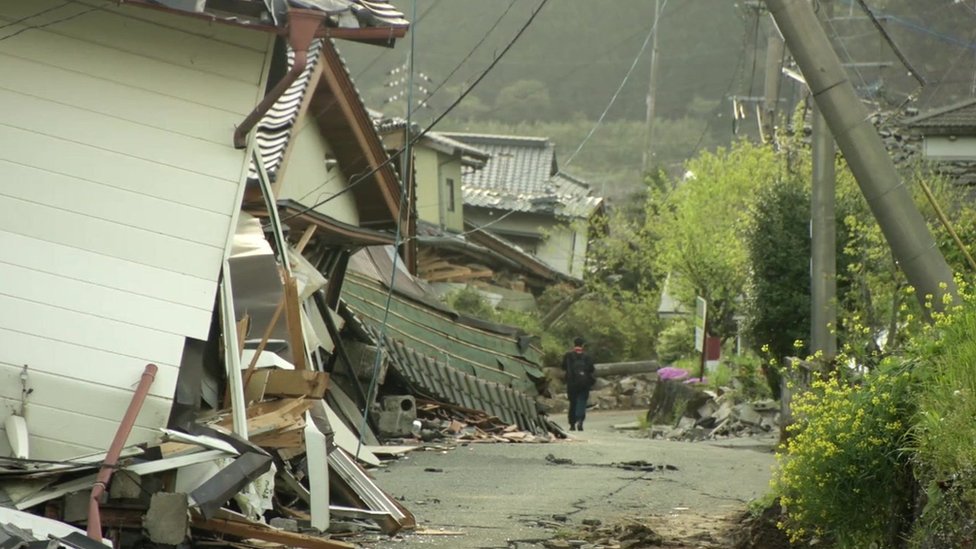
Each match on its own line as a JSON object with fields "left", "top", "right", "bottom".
{"left": 275, "top": 199, "right": 395, "bottom": 247}
{"left": 122, "top": 0, "right": 408, "bottom": 45}
{"left": 464, "top": 223, "right": 582, "bottom": 286}
{"left": 309, "top": 39, "right": 403, "bottom": 229}
{"left": 903, "top": 98, "right": 976, "bottom": 134}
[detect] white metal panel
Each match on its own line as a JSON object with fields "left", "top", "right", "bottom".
{"left": 0, "top": 125, "right": 239, "bottom": 214}
{"left": 0, "top": 295, "right": 185, "bottom": 368}
{"left": 0, "top": 196, "right": 223, "bottom": 281}
{"left": 0, "top": 332, "right": 179, "bottom": 397}
{"left": 0, "top": 262, "right": 212, "bottom": 337}
{"left": 0, "top": 366, "right": 173, "bottom": 428}
{"left": 0, "top": 159, "right": 228, "bottom": 246}
{"left": 0, "top": 397, "right": 161, "bottom": 457}
{"left": 48, "top": 3, "right": 267, "bottom": 84}
{"left": 0, "top": 89, "right": 244, "bottom": 180}
{"left": 0, "top": 53, "right": 240, "bottom": 145}
{"left": 0, "top": 231, "right": 213, "bottom": 314}
{"left": 0, "top": 7, "right": 263, "bottom": 113}
{"left": 0, "top": 3, "right": 271, "bottom": 460}
{"left": 0, "top": 162, "right": 228, "bottom": 247}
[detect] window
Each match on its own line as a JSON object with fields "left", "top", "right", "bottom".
{"left": 446, "top": 178, "right": 456, "bottom": 212}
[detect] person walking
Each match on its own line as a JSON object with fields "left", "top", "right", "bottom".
{"left": 562, "top": 337, "right": 595, "bottom": 431}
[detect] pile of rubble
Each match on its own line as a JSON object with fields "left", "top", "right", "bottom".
{"left": 643, "top": 382, "right": 780, "bottom": 442}
{"left": 543, "top": 372, "right": 658, "bottom": 414}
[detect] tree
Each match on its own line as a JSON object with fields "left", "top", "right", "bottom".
{"left": 650, "top": 140, "right": 781, "bottom": 342}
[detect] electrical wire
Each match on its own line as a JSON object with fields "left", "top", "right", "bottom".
{"left": 0, "top": 1, "right": 73, "bottom": 30}
{"left": 355, "top": 0, "right": 419, "bottom": 463}
{"left": 418, "top": 0, "right": 517, "bottom": 110}
{"left": 280, "top": 0, "right": 550, "bottom": 224}
{"left": 0, "top": 3, "right": 99, "bottom": 41}
{"left": 562, "top": 0, "right": 669, "bottom": 168}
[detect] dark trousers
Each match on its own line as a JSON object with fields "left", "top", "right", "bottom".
{"left": 567, "top": 386, "right": 590, "bottom": 425}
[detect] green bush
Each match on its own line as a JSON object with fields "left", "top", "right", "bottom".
{"left": 908, "top": 288, "right": 976, "bottom": 547}
{"left": 773, "top": 365, "right": 915, "bottom": 547}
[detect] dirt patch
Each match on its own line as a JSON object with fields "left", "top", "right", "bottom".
{"left": 728, "top": 502, "right": 794, "bottom": 549}
{"left": 545, "top": 511, "right": 744, "bottom": 548}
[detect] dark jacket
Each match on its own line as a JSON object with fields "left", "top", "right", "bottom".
{"left": 562, "top": 347, "right": 595, "bottom": 390}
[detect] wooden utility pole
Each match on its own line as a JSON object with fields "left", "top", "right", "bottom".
{"left": 641, "top": 0, "right": 661, "bottom": 174}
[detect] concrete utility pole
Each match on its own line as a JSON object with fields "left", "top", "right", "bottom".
{"left": 762, "top": 16, "right": 784, "bottom": 141}
{"left": 641, "top": 0, "right": 661, "bottom": 174}
{"left": 764, "top": 0, "right": 958, "bottom": 313}
{"left": 810, "top": 0, "right": 836, "bottom": 358}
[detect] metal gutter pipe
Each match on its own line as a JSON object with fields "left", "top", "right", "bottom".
{"left": 87, "top": 363, "right": 158, "bottom": 542}
{"left": 764, "top": 0, "right": 958, "bottom": 313}
{"left": 234, "top": 9, "right": 326, "bottom": 149}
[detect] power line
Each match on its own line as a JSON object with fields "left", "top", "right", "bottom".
{"left": 0, "top": 3, "right": 99, "bottom": 42}
{"left": 282, "top": 0, "right": 550, "bottom": 223}
{"left": 0, "top": 1, "right": 73, "bottom": 30}
{"left": 419, "top": 0, "right": 518, "bottom": 110}
{"left": 562, "top": 0, "right": 670, "bottom": 168}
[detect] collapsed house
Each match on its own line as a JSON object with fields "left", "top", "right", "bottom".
{"left": 0, "top": 1, "right": 555, "bottom": 547}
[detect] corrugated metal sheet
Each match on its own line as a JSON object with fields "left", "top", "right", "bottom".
{"left": 363, "top": 325, "right": 549, "bottom": 435}
{"left": 342, "top": 273, "right": 543, "bottom": 391}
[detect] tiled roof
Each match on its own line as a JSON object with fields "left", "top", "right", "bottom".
{"left": 903, "top": 98, "right": 976, "bottom": 133}
{"left": 440, "top": 133, "right": 556, "bottom": 195}
{"left": 441, "top": 132, "right": 603, "bottom": 219}
{"left": 248, "top": 40, "right": 324, "bottom": 183}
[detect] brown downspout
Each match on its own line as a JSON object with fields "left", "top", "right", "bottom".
{"left": 87, "top": 363, "right": 158, "bottom": 542}
{"left": 233, "top": 9, "right": 326, "bottom": 149}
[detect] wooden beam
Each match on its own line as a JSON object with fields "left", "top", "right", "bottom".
{"left": 191, "top": 516, "right": 354, "bottom": 549}
{"left": 242, "top": 298, "right": 286, "bottom": 392}
{"left": 294, "top": 225, "right": 318, "bottom": 254}
{"left": 264, "top": 370, "right": 330, "bottom": 399}
{"left": 283, "top": 274, "right": 308, "bottom": 370}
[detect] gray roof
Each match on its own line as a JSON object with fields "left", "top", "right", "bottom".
{"left": 442, "top": 133, "right": 603, "bottom": 219}
{"left": 249, "top": 40, "right": 324, "bottom": 183}
{"left": 440, "top": 133, "right": 556, "bottom": 196}
{"left": 903, "top": 98, "right": 976, "bottom": 134}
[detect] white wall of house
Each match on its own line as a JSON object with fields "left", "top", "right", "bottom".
{"left": 278, "top": 117, "right": 360, "bottom": 226}
{"left": 440, "top": 157, "right": 464, "bottom": 233}
{"left": 922, "top": 136, "right": 976, "bottom": 161}
{"left": 413, "top": 146, "right": 463, "bottom": 233}
{"left": 0, "top": 2, "right": 271, "bottom": 459}
{"left": 464, "top": 208, "right": 588, "bottom": 277}
{"left": 414, "top": 146, "right": 440, "bottom": 227}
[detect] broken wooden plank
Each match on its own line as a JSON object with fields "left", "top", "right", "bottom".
{"left": 191, "top": 516, "right": 354, "bottom": 549}
{"left": 283, "top": 275, "right": 308, "bottom": 370}
{"left": 264, "top": 369, "right": 329, "bottom": 399}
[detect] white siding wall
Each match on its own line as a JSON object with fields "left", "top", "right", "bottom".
{"left": 0, "top": 1, "right": 270, "bottom": 459}
{"left": 278, "top": 117, "right": 360, "bottom": 225}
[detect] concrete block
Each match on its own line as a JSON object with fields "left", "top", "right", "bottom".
{"left": 734, "top": 403, "right": 762, "bottom": 425}
{"left": 145, "top": 492, "right": 189, "bottom": 545}
{"left": 269, "top": 517, "right": 299, "bottom": 532}
{"left": 109, "top": 470, "right": 143, "bottom": 500}
{"left": 62, "top": 491, "right": 90, "bottom": 523}
{"left": 376, "top": 410, "right": 416, "bottom": 437}
{"left": 381, "top": 395, "right": 416, "bottom": 416}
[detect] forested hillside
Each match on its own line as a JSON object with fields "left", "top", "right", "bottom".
{"left": 338, "top": 0, "right": 976, "bottom": 200}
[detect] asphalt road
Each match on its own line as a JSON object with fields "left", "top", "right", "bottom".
{"left": 360, "top": 410, "right": 776, "bottom": 549}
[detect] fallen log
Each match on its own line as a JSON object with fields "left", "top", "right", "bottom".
{"left": 595, "top": 361, "right": 661, "bottom": 377}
